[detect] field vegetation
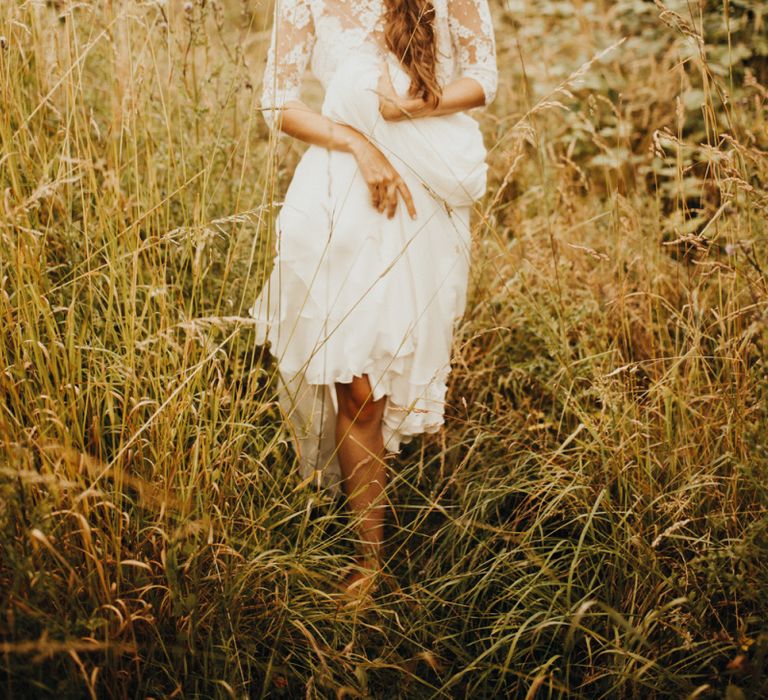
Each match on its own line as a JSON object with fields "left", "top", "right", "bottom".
{"left": 0, "top": 0, "right": 766, "bottom": 697}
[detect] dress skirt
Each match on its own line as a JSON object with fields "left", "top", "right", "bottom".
{"left": 250, "top": 47, "right": 489, "bottom": 495}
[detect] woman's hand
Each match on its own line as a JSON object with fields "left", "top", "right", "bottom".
{"left": 350, "top": 137, "right": 417, "bottom": 220}
{"left": 376, "top": 64, "right": 431, "bottom": 122}
{"left": 275, "top": 100, "right": 416, "bottom": 219}
{"left": 376, "top": 63, "right": 488, "bottom": 121}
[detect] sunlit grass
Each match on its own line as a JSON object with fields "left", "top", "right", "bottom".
{"left": 0, "top": 0, "right": 766, "bottom": 697}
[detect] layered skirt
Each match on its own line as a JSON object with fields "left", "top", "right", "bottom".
{"left": 250, "top": 47, "right": 489, "bottom": 495}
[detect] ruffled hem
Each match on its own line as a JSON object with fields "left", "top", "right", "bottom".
{"left": 250, "top": 297, "right": 452, "bottom": 454}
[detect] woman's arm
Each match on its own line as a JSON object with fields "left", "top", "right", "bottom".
{"left": 377, "top": 74, "right": 487, "bottom": 121}
{"left": 378, "top": 0, "right": 498, "bottom": 121}
{"left": 276, "top": 101, "right": 417, "bottom": 219}
{"left": 261, "top": 0, "right": 416, "bottom": 219}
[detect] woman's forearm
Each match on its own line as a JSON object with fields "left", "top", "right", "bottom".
{"left": 272, "top": 100, "right": 368, "bottom": 155}
{"left": 267, "top": 99, "right": 418, "bottom": 219}
{"left": 380, "top": 77, "right": 487, "bottom": 121}
{"left": 413, "top": 77, "right": 486, "bottom": 116}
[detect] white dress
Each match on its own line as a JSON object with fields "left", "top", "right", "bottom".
{"left": 249, "top": 0, "right": 498, "bottom": 495}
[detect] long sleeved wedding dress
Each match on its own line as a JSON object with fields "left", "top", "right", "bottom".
{"left": 249, "top": 0, "right": 498, "bottom": 495}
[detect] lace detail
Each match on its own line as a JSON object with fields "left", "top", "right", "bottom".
{"left": 447, "top": 0, "right": 497, "bottom": 104}
{"left": 260, "top": 0, "right": 498, "bottom": 129}
{"left": 261, "top": 0, "right": 315, "bottom": 129}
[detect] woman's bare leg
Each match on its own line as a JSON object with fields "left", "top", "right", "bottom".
{"left": 334, "top": 375, "right": 388, "bottom": 589}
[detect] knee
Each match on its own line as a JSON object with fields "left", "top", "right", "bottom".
{"left": 337, "top": 377, "right": 383, "bottom": 424}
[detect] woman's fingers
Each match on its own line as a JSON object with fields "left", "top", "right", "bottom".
{"left": 370, "top": 180, "right": 383, "bottom": 212}
{"left": 396, "top": 179, "right": 417, "bottom": 220}
{"left": 385, "top": 182, "right": 398, "bottom": 218}
{"left": 361, "top": 155, "right": 417, "bottom": 219}
{"left": 371, "top": 177, "right": 417, "bottom": 220}
{"left": 376, "top": 182, "right": 387, "bottom": 212}
{"left": 370, "top": 178, "right": 392, "bottom": 215}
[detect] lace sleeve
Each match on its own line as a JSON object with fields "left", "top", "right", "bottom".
{"left": 447, "top": 0, "right": 498, "bottom": 106}
{"left": 260, "top": 0, "right": 316, "bottom": 130}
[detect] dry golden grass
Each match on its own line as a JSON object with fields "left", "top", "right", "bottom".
{"left": 0, "top": 0, "right": 766, "bottom": 698}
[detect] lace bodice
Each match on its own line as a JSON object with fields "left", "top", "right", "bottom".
{"left": 260, "top": 0, "right": 498, "bottom": 129}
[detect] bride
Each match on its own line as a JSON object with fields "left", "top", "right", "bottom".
{"left": 250, "top": 0, "right": 497, "bottom": 599}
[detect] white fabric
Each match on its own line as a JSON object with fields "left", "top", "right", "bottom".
{"left": 260, "top": 0, "right": 498, "bottom": 130}
{"left": 250, "top": 2, "right": 497, "bottom": 494}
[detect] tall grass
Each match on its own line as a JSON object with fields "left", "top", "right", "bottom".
{"left": 1, "top": 0, "right": 766, "bottom": 697}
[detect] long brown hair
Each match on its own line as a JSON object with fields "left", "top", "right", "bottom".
{"left": 383, "top": 0, "right": 441, "bottom": 107}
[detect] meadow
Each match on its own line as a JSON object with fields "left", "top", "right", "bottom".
{"left": 0, "top": 0, "right": 766, "bottom": 697}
